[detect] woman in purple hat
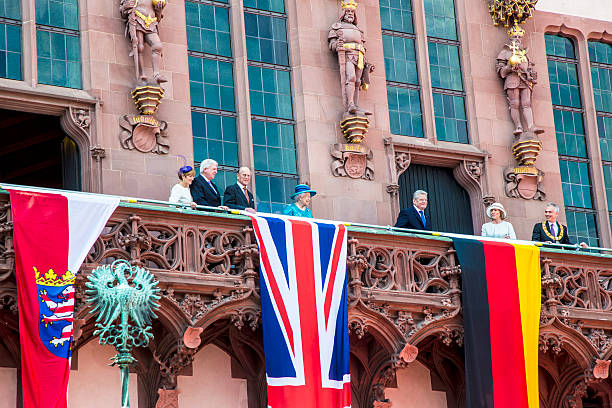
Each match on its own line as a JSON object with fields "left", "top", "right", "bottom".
{"left": 283, "top": 184, "right": 316, "bottom": 218}
{"left": 169, "top": 165, "right": 197, "bottom": 209}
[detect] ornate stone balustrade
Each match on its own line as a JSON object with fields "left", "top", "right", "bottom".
{"left": 0, "top": 194, "right": 610, "bottom": 407}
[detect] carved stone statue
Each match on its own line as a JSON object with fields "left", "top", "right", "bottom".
{"left": 328, "top": 0, "right": 373, "bottom": 115}
{"left": 120, "top": 0, "right": 167, "bottom": 84}
{"left": 496, "top": 24, "right": 541, "bottom": 135}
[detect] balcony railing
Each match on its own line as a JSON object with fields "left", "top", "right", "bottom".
{"left": 0, "top": 191, "right": 610, "bottom": 407}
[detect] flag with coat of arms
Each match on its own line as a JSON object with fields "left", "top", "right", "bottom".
{"left": 6, "top": 186, "right": 119, "bottom": 408}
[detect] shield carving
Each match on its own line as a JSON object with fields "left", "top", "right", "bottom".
{"left": 344, "top": 152, "right": 367, "bottom": 179}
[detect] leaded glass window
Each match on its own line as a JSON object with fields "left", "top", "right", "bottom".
{"left": 380, "top": 0, "right": 423, "bottom": 139}
{"left": 546, "top": 34, "right": 599, "bottom": 245}
{"left": 252, "top": 120, "right": 297, "bottom": 174}
{"left": 244, "top": 0, "right": 284, "bottom": 13}
{"left": 425, "top": 0, "right": 468, "bottom": 143}
{"left": 423, "top": 0, "right": 457, "bottom": 40}
{"left": 383, "top": 35, "right": 418, "bottom": 85}
{"left": 0, "top": 0, "right": 21, "bottom": 80}
{"left": 185, "top": 0, "right": 238, "bottom": 178}
{"left": 188, "top": 56, "right": 235, "bottom": 111}
{"left": 554, "top": 109, "right": 586, "bottom": 158}
{"left": 244, "top": 13, "right": 288, "bottom": 66}
{"left": 185, "top": 1, "right": 231, "bottom": 57}
{"left": 35, "top": 0, "right": 81, "bottom": 88}
{"left": 433, "top": 93, "right": 468, "bottom": 143}
{"left": 245, "top": 0, "right": 297, "bottom": 213}
{"left": 191, "top": 112, "right": 238, "bottom": 167}
{"left": 589, "top": 40, "right": 612, "bottom": 230}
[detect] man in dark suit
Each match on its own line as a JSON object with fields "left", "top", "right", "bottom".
{"left": 395, "top": 190, "right": 432, "bottom": 231}
{"left": 190, "top": 158, "right": 222, "bottom": 207}
{"left": 532, "top": 202, "right": 587, "bottom": 247}
{"left": 223, "top": 167, "right": 256, "bottom": 213}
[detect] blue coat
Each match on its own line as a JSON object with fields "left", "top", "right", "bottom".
{"left": 190, "top": 175, "right": 221, "bottom": 207}
{"left": 395, "top": 206, "right": 431, "bottom": 230}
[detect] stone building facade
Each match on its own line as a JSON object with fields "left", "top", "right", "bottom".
{"left": 0, "top": 0, "right": 610, "bottom": 407}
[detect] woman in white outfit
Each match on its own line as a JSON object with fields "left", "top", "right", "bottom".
{"left": 169, "top": 165, "right": 197, "bottom": 208}
{"left": 481, "top": 202, "right": 516, "bottom": 239}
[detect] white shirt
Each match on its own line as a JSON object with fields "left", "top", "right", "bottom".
{"left": 169, "top": 184, "right": 193, "bottom": 204}
{"left": 481, "top": 221, "right": 517, "bottom": 239}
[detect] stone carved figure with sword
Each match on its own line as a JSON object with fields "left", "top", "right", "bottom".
{"left": 119, "top": 0, "right": 167, "bottom": 84}
{"left": 328, "top": 0, "right": 374, "bottom": 115}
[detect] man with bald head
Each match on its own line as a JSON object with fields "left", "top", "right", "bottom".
{"left": 223, "top": 167, "right": 256, "bottom": 213}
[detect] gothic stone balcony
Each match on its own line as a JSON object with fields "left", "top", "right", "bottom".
{"left": 0, "top": 195, "right": 610, "bottom": 407}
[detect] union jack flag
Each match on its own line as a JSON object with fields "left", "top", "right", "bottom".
{"left": 249, "top": 215, "right": 351, "bottom": 408}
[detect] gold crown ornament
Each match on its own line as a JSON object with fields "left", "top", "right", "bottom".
{"left": 341, "top": 0, "right": 357, "bottom": 10}
{"left": 152, "top": 0, "right": 166, "bottom": 8}
{"left": 508, "top": 24, "right": 525, "bottom": 38}
{"left": 34, "top": 267, "right": 76, "bottom": 287}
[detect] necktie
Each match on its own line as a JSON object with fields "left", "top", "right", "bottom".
{"left": 419, "top": 210, "right": 426, "bottom": 227}
{"left": 243, "top": 185, "right": 249, "bottom": 200}
{"left": 550, "top": 222, "right": 556, "bottom": 238}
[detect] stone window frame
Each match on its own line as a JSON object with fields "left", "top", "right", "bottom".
{"left": 544, "top": 25, "right": 612, "bottom": 247}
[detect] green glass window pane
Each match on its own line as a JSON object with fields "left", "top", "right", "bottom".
{"left": 553, "top": 109, "right": 587, "bottom": 158}
{"left": 244, "top": 13, "right": 288, "bottom": 65}
{"left": 565, "top": 211, "right": 599, "bottom": 247}
{"left": 432, "top": 92, "right": 468, "bottom": 143}
{"left": 603, "top": 165, "right": 612, "bottom": 211}
{"left": 244, "top": 0, "right": 284, "bottom": 13}
{"left": 252, "top": 120, "right": 297, "bottom": 174}
{"left": 380, "top": 0, "right": 414, "bottom": 33}
{"left": 36, "top": 0, "right": 79, "bottom": 30}
{"left": 598, "top": 116, "right": 612, "bottom": 162}
{"left": 544, "top": 34, "right": 575, "bottom": 59}
{"left": 559, "top": 159, "right": 593, "bottom": 209}
{"left": 248, "top": 66, "right": 292, "bottom": 119}
{"left": 185, "top": 2, "right": 231, "bottom": 56}
{"left": 382, "top": 35, "right": 418, "bottom": 85}
{"left": 428, "top": 42, "right": 462, "bottom": 91}
{"left": 37, "top": 30, "right": 81, "bottom": 88}
{"left": 0, "top": 0, "right": 20, "bottom": 19}
{"left": 590, "top": 66, "right": 612, "bottom": 113}
{"left": 387, "top": 86, "right": 423, "bottom": 137}
{"left": 0, "top": 23, "right": 21, "bottom": 80}
{"left": 191, "top": 111, "right": 238, "bottom": 165}
{"left": 588, "top": 41, "right": 612, "bottom": 65}
{"left": 188, "top": 56, "right": 235, "bottom": 112}
{"left": 255, "top": 174, "right": 297, "bottom": 214}
{"left": 424, "top": 0, "right": 457, "bottom": 40}
{"left": 546, "top": 60, "right": 581, "bottom": 108}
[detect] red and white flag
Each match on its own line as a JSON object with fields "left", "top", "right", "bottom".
{"left": 6, "top": 186, "right": 119, "bottom": 408}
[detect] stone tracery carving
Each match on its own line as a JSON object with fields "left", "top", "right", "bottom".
{"left": 0, "top": 197, "right": 610, "bottom": 405}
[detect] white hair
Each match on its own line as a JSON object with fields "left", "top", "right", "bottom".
{"left": 546, "top": 202, "right": 560, "bottom": 213}
{"left": 200, "top": 159, "right": 218, "bottom": 174}
{"left": 413, "top": 190, "right": 428, "bottom": 200}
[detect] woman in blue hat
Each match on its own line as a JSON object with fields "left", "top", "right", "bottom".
{"left": 283, "top": 184, "right": 316, "bottom": 218}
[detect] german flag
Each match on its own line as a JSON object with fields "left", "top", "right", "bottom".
{"left": 453, "top": 237, "right": 540, "bottom": 408}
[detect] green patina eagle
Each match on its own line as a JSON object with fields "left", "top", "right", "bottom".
{"left": 86, "top": 259, "right": 160, "bottom": 408}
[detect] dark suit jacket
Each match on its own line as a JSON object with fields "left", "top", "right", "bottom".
{"left": 223, "top": 183, "right": 255, "bottom": 210}
{"left": 190, "top": 175, "right": 221, "bottom": 207}
{"left": 531, "top": 221, "right": 572, "bottom": 244}
{"left": 395, "top": 206, "right": 432, "bottom": 230}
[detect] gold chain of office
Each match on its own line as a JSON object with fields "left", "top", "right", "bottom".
{"left": 542, "top": 221, "right": 564, "bottom": 241}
